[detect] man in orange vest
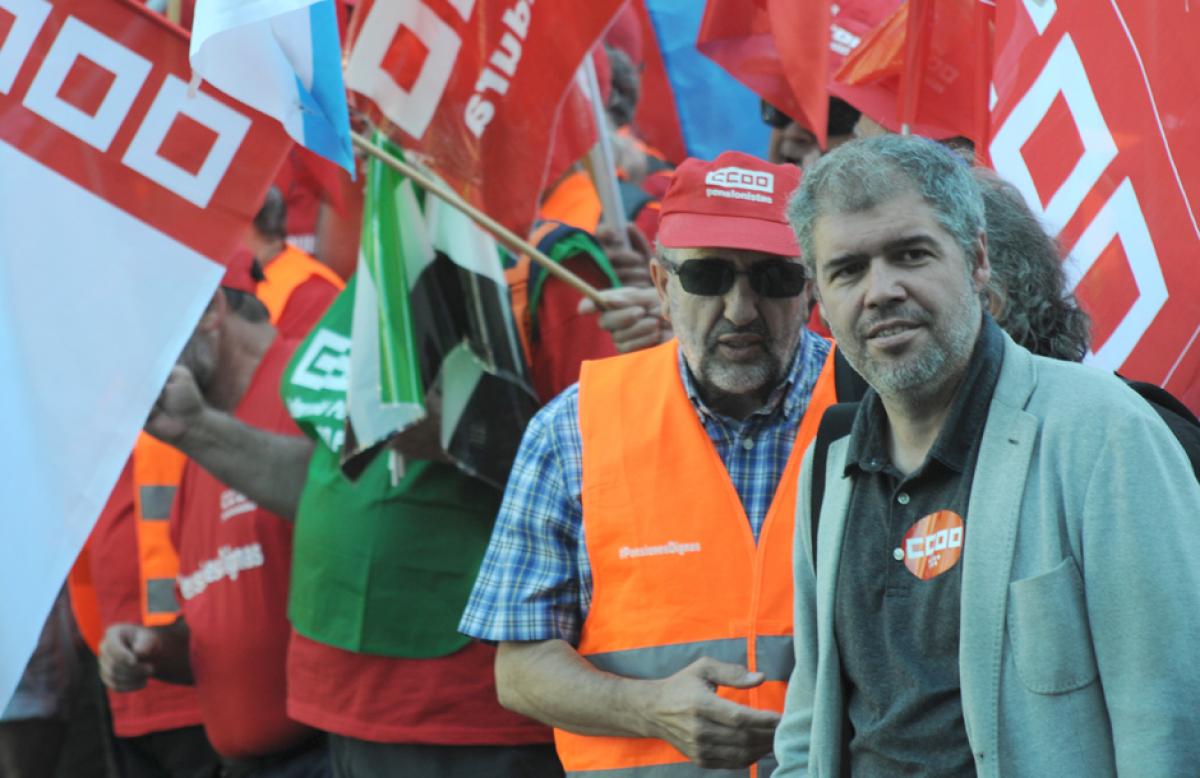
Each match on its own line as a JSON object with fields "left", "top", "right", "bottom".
{"left": 246, "top": 186, "right": 345, "bottom": 338}
{"left": 460, "top": 151, "right": 839, "bottom": 776}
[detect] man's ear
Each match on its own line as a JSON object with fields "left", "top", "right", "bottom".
{"left": 650, "top": 258, "right": 672, "bottom": 324}
{"left": 970, "top": 232, "right": 991, "bottom": 293}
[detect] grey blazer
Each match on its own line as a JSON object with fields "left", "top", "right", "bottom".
{"left": 774, "top": 333, "right": 1200, "bottom": 777}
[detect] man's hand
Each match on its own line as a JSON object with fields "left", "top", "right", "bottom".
{"left": 640, "top": 658, "right": 781, "bottom": 769}
{"left": 145, "top": 364, "right": 205, "bottom": 444}
{"left": 578, "top": 286, "right": 672, "bottom": 354}
{"left": 98, "top": 624, "right": 162, "bottom": 692}
{"left": 596, "top": 225, "right": 653, "bottom": 288}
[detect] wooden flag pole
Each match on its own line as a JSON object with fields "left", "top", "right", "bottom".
{"left": 580, "top": 58, "right": 631, "bottom": 250}
{"left": 350, "top": 131, "right": 608, "bottom": 308}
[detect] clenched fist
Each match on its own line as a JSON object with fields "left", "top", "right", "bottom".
{"left": 99, "top": 624, "right": 162, "bottom": 692}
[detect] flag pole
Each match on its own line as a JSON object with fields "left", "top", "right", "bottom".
{"left": 580, "top": 57, "right": 632, "bottom": 249}
{"left": 350, "top": 131, "right": 608, "bottom": 309}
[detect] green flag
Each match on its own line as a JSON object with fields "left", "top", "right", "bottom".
{"left": 345, "top": 137, "right": 538, "bottom": 487}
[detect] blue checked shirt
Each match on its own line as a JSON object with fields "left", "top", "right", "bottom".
{"left": 459, "top": 331, "right": 831, "bottom": 645}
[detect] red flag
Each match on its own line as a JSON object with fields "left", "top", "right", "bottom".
{"left": 0, "top": 0, "right": 289, "bottom": 261}
{"left": 832, "top": 0, "right": 981, "bottom": 141}
{"left": 698, "top": 0, "right": 897, "bottom": 149}
{"left": 344, "top": 0, "right": 625, "bottom": 237}
{"left": 988, "top": 0, "right": 1200, "bottom": 412}
{"left": 0, "top": 0, "right": 289, "bottom": 707}
{"left": 628, "top": 0, "right": 686, "bottom": 165}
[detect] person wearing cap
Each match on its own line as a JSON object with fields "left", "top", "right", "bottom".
{"left": 247, "top": 185, "right": 345, "bottom": 339}
{"left": 98, "top": 258, "right": 329, "bottom": 775}
{"left": 459, "top": 151, "right": 839, "bottom": 775}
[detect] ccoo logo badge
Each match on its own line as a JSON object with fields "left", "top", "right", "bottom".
{"left": 900, "top": 510, "right": 965, "bottom": 581}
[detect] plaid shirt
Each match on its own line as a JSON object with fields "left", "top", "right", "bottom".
{"left": 459, "top": 331, "right": 831, "bottom": 645}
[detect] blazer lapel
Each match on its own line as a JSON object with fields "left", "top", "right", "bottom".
{"left": 958, "top": 336, "right": 1038, "bottom": 774}
{"left": 814, "top": 436, "right": 854, "bottom": 776}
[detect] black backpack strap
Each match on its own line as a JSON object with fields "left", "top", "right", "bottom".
{"left": 809, "top": 402, "right": 859, "bottom": 569}
{"left": 1119, "top": 376, "right": 1200, "bottom": 481}
{"left": 1119, "top": 376, "right": 1200, "bottom": 426}
{"left": 832, "top": 348, "right": 870, "bottom": 403}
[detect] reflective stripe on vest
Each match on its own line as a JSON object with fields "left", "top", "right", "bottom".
{"left": 256, "top": 244, "right": 345, "bottom": 324}
{"left": 563, "top": 759, "right": 775, "bottom": 777}
{"left": 132, "top": 433, "right": 187, "bottom": 626}
{"left": 559, "top": 342, "right": 838, "bottom": 776}
{"left": 584, "top": 635, "right": 794, "bottom": 683}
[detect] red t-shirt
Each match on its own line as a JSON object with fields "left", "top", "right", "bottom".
{"left": 287, "top": 632, "right": 552, "bottom": 745}
{"left": 275, "top": 275, "right": 341, "bottom": 341}
{"left": 530, "top": 256, "right": 619, "bottom": 401}
{"left": 170, "top": 336, "right": 310, "bottom": 759}
{"left": 90, "top": 461, "right": 204, "bottom": 738}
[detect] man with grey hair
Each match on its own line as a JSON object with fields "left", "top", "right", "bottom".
{"left": 775, "top": 134, "right": 1200, "bottom": 776}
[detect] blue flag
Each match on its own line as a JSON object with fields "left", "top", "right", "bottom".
{"left": 190, "top": 0, "right": 354, "bottom": 174}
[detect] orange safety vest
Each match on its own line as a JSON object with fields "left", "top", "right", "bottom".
{"left": 256, "top": 244, "right": 345, "bottom": 324}
{"left": 66, "top": 434, "right": 187, "bottom": 650}
{"left": 538, "top": 170, "right": 603, "bottom": 234}
{"left": 560, "top": 341, "right": 838, "bottom": 776}
{"left": 131, "top": 433, "right": 188, "bottom": 626}
{"left": 67, "top": 546, "right": 104, "bottom": 654}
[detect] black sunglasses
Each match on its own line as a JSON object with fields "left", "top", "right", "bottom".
{"left": 661, "top": 258, "right": 807, "bottom": 298}
{"left": 761, "top": 99, "right": 792, "bottom": 129}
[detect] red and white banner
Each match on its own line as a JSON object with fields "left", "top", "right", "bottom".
{"left": 0, "top": 0, "right": 287, "bottom": 708}
{"left": 344, "top": 0, "right": 625, "bottom": 237}
{"left": 989, "top": 0, "right": 1200, "bottom": 412}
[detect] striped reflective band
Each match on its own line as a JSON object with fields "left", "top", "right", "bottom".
{"left": 565, "top": 756, "right": 777, "bottom": 777}
{"left": 567, "top": 764, "right": 749, "bottom": 777}
{"left": 756, "top": 635, "right": 795, "bottom": 682}
{"left": 146, "top": 577, "right": 180, "bottom": 615}
{"left": 584, "top": 636, "right": 793, "bottom": 682}
{"left": 139, "top": 485, "right": 176, "bottom": 520}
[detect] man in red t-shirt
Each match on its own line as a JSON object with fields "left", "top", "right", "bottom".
{"left": 99, "top": 274, "right": 326, "bottom": 775}
{"left": 89, "top": 462, "right": 220, "bottom": 776}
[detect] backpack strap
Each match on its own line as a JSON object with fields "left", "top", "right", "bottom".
{"left": 809, "top": 402, "right": 859, "bottom": 569}
{"left": 832, "top": 348, "right": 870, "bottom": 403}
{"left": 1119, "top": 376, "right": 1200, "bottom": 426}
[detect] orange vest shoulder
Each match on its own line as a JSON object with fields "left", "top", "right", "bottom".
{"left": 257, "top": 245, "right": 345, "bottom": 324}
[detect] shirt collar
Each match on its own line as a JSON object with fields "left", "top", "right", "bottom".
{"left": 676, "top": 329, "right": 827, "bottom": 425}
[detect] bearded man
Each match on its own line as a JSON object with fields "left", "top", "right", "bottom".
{"left": 461, "top": 151, "right": 843, "bottom": 776}
{"left": 774, "top": 134, "right": 1200, "bottom": 777}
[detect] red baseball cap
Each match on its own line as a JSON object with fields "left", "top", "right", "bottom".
{"left": 220, "top": 248, "right": 260, "bottom": 294}
{"left": 658, "top": 151, "right": 802, "bottom": 257}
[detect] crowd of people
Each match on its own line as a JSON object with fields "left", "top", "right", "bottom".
{"left": 4, "top": 4, "right": 1200, "bottom": 778}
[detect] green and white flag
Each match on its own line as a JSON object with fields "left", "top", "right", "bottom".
{"left": 345, "top": 137, "right": 538, "bottom": 487}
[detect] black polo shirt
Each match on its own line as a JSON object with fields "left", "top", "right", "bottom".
{"left": 834, "top": 315, "right": 1004, "bottom": 777}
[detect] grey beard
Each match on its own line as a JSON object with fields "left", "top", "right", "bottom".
{"left": 850, "top": 299, "right": 981, "bottom": 403}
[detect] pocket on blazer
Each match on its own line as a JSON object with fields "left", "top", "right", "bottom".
{"left": 1007, "top": 556, "right": 1099, "bottom": 694}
